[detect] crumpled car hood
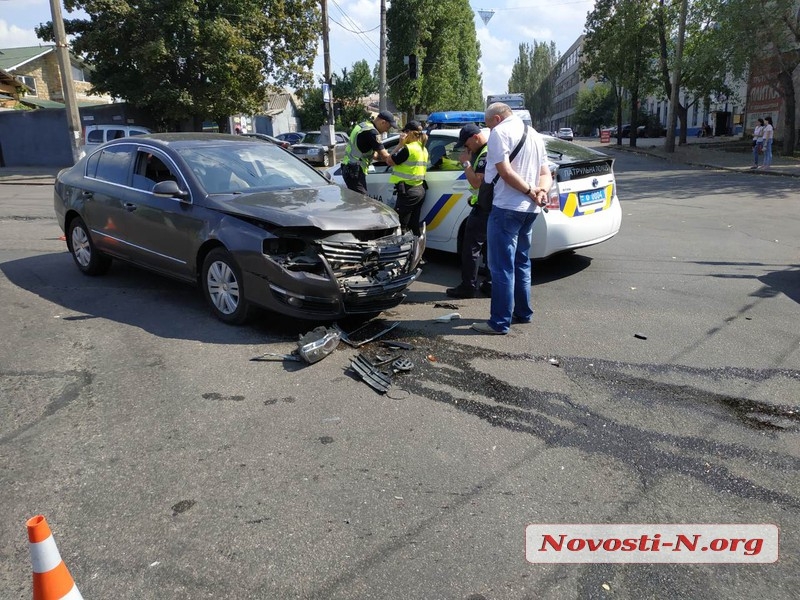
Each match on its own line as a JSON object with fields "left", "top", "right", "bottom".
{"left": 204, "top": 185, "right": 400, "bottom": 230}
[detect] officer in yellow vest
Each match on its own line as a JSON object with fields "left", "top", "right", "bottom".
{"left": 341, "top": 110, "right": 397, "bottom": 195}
{"left": 446, "top": 124, "right": 491, "bottom": 298}
{"left": 390, "top": 120, "right": 429, "bottom": 236}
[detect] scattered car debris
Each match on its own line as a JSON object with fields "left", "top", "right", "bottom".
{"left": 634, "top": 333, "right": 648, "bottom": 340}
{"left": 548, "top": 357, "right": 560, "bottom": 367}
{"left": 390, "top": 357, "right": 413, "bottom": 373}
{"left": 434, "top": 302, "right": 460, "bottom": 310}
{"left": 427, "top": 354, "right": 438, "bottom": 362}
{"left": 336, "top": 320, "right": 399, "bottom": 348}
{"left": 296, "top": 326, "right": 340, "bottom": 364}
{"left": 434, "top": 312, "right": 461, "bottom": 322}
{"left": 250, "top": 352, "right": 303, "bottom": 362}
{"left": 381, "top": 340, "right": 415, "bottom": 350}
{"left": 349, "top": 353, "right": 392, "bottom": 393}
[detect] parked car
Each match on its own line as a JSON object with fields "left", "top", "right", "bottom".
{"left": 81, "top": 124, "right": 151, "bottom": 156}
{"left": 557, "top": 127, "right": 574, "bottom": 141}
{"left": 325, "top": 122, "right": 621, "bottom": 260}
{"left": 54, "top": 133, "right": 424, "bottom": 325}
{"left": 289, "top": 131, "right": 350, "bottom": 167}
{"left": 241, "top": 132, "right": 291, "bottom": 149}
{"left": 276, "top": 132, "right": 306, "bottom": 145}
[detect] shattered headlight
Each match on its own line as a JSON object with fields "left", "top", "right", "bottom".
{"left": 297, "top": 326, "right": 341, "bottom": 364}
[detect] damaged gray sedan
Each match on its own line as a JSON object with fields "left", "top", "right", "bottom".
{"left": 54, "top": 133, "right": 425, "bottom": 324}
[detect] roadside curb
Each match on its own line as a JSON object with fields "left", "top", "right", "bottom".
{"left": 605, "top": 145, "right": 800, "bottom": 178}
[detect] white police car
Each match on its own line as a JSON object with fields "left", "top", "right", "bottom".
{"left": 325, "top": 112, "right": 621, "bottom": 259}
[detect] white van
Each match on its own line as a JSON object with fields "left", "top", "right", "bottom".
{"left": 81, "top": 124, "right": 152, "bottom": 155}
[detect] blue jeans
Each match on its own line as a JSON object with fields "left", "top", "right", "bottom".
{"left": 486, "top": 207, "right": 538, "bottom": 332}
{"left": 753, "top": 142, "right": 762, "bottom": 166}
{"left": 764, "top": 138, "right": 773, "bottom": 167}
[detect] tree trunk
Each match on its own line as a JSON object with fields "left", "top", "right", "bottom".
{"left": 677, "top": 103, "right": 688, "bottom": 145}
{"left": 777, "top": 69, "right": 796, "bottom": 154}
{"left": 629, "top": 89, "right": 639, "bottom": 148}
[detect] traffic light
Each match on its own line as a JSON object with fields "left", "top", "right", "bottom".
{"left": 408, "top": 54, "right": 418, "bottom": 80}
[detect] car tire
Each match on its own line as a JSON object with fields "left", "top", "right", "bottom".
{"left": 67, "top": 216, "right": 112, "bottom": 275}
{"left": 322, "top": 153, "right": 330, "bottom": 168}
{"left": 202, "top": 248, "right": 251, "bottom": 325}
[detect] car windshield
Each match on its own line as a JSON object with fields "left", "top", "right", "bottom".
{"left": 299, "top": 133, "right": 322, "bottom": 144}
{"left": 176, "top": 142, "right": 328, "bottom": 194}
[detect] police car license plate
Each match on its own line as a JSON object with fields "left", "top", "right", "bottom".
{"left": 578, "top": 189, "right": 605, "bottom": 206}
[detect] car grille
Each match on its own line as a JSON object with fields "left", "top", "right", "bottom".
{"left": 319, "top": 235, "right": 416, "bottom": 277}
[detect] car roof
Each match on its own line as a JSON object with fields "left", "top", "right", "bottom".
{"left": 425, "top": 128, "right": 609, "bottom": 163}
{"left": 103, "top": 132, "right": 261, "bottom": 150}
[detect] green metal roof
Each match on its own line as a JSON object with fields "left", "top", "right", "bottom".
{"left": 0, "top": 46, "right": 55, "bottom": 71}
{"left": 19, "top": 97, "right": 64, "bottom": 109}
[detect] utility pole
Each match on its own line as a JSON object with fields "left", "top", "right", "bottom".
{"left": 321, "top": 0, "right": 336, "bottom": 166}
{"left": 665, "top": 0, "right": 688, "bottom": 153}
{"left": 49, "top": 0, "right": 82, "bottom": 164}
{"left": 379, "top": 0, "right": 387, "bottom": 112}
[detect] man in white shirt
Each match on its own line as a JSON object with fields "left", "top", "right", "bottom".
{"left": 472, "top": 103, "right": 552, "bottom": 335}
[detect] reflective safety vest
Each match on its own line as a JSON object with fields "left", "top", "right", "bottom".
{"left": 389, "top": 141, "right": 428, "bottom": 186}
{"left": 342, "top": 121, "right": 376, "bottom": 173}
{"left": 468, "top": 144, "right": 489, "bottom": 206}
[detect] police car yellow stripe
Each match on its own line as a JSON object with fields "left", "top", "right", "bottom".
{"left": 423, "top": 193, "right": 464, "bottom": 230}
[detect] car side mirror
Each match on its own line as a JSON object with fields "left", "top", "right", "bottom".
{"left": 153, "top": 180, "right": 189, "bottom": 199}
{"left": 323, "top": 171, "right": 333, "bottom": 181}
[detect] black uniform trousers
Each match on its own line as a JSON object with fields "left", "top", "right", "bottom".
{"left": 460, "top": 204, "right": 490, "bottom": 290}
{"left": 394, "top": 181, "right": 426, "bottom": 236}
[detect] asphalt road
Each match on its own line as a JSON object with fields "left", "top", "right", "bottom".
{"left": 0, "top": 152, "right": 798, "bottom": 599}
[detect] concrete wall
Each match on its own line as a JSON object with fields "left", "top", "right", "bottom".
{"left": 0, "top": 108, "right": 73, "bottom": 167}
{"left": 0, "top": 103, "right": 156, "bottom": 167}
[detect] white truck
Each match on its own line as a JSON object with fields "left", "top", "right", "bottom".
{"left": 486, "top": 93, "right": 531, "bottom": 126}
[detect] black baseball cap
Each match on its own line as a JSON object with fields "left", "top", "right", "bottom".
{"left": 402, "top": 120, "right": 423, "bottom": 132}
{"left": 455, "top": 124, "right": 481, "bottom": 149}
{"left": 377, "top": 110, "right": 398, "bottom": 128}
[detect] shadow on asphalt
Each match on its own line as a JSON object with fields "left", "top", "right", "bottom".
{"left": 690, "top": 260, "right": 800, "bottom": 305}
{"left": 0, "top": 252, "right": 351, "bottom": 344}
{"left": 3, "top": 247, "right": 596, "bottom": 342}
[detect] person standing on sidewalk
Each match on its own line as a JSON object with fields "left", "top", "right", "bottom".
{"left": 751, "top": 118, "right": 764, "bottom": 169}
{"left": 471, "top": 103, "right": 551, "bottom": 335}
{"left": 762, "top": 117, "right": 774, "bottom": 170}
{"left": 446, "top": 124, "right": 491, "bottom": 299}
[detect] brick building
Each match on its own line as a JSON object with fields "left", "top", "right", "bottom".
{"left": 0, "top": 45, "right": 112, "bottom": 109}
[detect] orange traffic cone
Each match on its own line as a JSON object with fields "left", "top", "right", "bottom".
{"left": 26, "top": 515, "right": 84, "bottom": 600}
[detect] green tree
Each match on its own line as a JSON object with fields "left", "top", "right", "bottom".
{"left": 508, "top": 41, "right": 558, "bottom": 126}
{"left": 713, "top": 0, "right": 799, "bottom": 153}
{"left": 296, "top": 86, "right": 325, "bottom": 131}
{"left": 387, "top": 0, "right": 482, "bottom": 117}
{"left": 654, "top": 0, "right": 739, "bottom": 145}
{"left": 333, "top": 60, "right": 377, "bottom": 128}
{"left": 574, "top": 83, "right": 616, "bottom": 134}
{"left": 583, "top": 0, "right": 660, "bottom": 147}
{"left": 38, "top": 0, "right": 319, "bottom": 130}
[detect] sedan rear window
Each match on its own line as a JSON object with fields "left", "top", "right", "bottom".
{"left": 94, "top": 147, "right": 134, "bottom": 184}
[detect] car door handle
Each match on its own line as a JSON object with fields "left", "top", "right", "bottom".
{"left": 124, "top": 203, "right": 137, "bottom": 212}
{"left": 80, "top": 190, "right": 93, "bottom": 198}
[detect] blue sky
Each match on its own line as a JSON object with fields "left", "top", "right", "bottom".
{"left": 0, "top": 0, "right": 593, "bottom": 99}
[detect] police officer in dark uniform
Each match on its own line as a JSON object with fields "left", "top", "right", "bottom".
{"left": 446, "top": 124, "right": 491, "bottom": 299}
{"left": 341, "top": 110, "right": 397, "bottom": 195}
